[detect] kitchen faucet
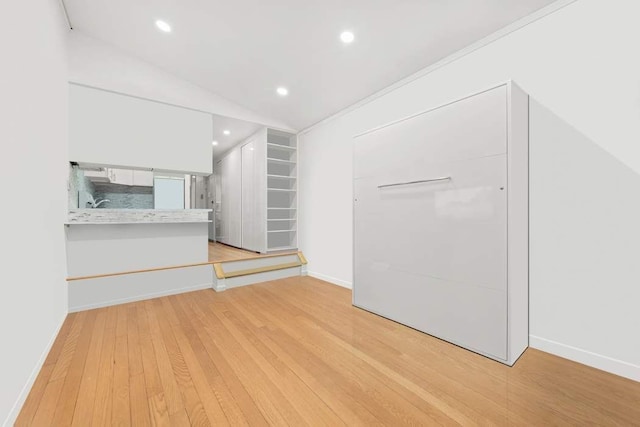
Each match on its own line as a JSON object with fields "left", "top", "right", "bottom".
{"left": 86, "top": 193, "right": 110, "bottom": 208}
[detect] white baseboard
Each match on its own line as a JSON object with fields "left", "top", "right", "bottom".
{"left": 530, "top": 335, "right": 640, "bottom": 382}
{"left": 3, "top": 313, "right": 67, "bottom": 427}
{"left": 212, "top": 280, "right": 227, "bottom": 292}
{"left": 69, "top": 282, "right": 213, "bottom": 313}
{"left": 308, "top": 271, "right": 352, "bottom": 289}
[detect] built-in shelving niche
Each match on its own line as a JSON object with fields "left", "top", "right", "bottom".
{"left": 266, "top": 129, "right": 297, "bottom": 252}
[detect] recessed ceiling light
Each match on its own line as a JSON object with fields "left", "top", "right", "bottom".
{"left": 223, "top": 130, "right": 231, "bottom": 135}
{"left": 155, "top": 20, "right": 172, "bottom": 33}
{"left": 276, "top": 87, "right": 289, "bottom": 97}
{"left": 212, "top": 141, "right": 218, "bottom": 146}
{"left": 340, "top": 31, "right": 355, "bottom": 44}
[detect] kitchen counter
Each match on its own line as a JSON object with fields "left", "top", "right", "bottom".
{"left": 65, "top": 209, "right": 213, "bottom": 311}
{"left": 66, "top": 208, "right": 212, "bottom": 225}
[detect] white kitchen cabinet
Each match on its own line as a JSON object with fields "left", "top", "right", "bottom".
{"left": 353, "top": 82, "right": 528, "bottom": 365}
{"left": 83, "top": 169, "right": 109, "bottom": 182}
{"left": 133, "top": 170, "right": 154, "bottom": 187}
{"left": 85, "top": 168, "right": 153, "bottom": 186}
{"left": 107, "top": 168, "right": 134, "bottom": 186}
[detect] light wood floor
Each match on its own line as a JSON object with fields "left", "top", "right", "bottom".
{"left": 208, "top": 242, "right": 263, "bottom": 262}
{"left": 17, "top": 277, "right": 640, "bottom": 426}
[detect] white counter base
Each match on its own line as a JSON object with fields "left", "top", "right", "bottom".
{"left": 68, "top": 266, "right": 213, "bottom": 312}
{"left": 66, "top": 221, "right": 211, "bottom": 311}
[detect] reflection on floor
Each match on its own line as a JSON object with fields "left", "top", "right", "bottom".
{"left": 208, "top": 242, "right": 263, "bottom": 262}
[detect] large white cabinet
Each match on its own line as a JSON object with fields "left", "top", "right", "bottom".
{"left": 216, "top": 128, "right": 297, "bottom": 253}
{"left": 353, "top": 82, "right": 529, "bottom": 365}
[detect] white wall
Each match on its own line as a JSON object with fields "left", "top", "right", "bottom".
{"left": 0, "top": 1, "right": 70, "bottom": 424}
{"left": 298, "top": 0, "right": 640, "bottom": 380}
{"left": 68, "top": 31, "right": 295, "bottom": 132}
{"left": 70, "top": 84, "right": 213, "bottom": 174}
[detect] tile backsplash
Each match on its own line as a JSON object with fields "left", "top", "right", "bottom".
{"left": 68, "top": 165, "right": 96, "bottom": 209}
{"left": 69, "top": 165, "right": 154, "bottom": 209}
{"left": 93, "top": 182, "right": 154, "bottom": 209}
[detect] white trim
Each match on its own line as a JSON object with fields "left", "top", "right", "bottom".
{"left": 59, "top": 0, "right": 72, "bottom": 30}
{"left": 308, "top": 271, "right": 352, "bottom": 289}
{"left": 68, "top": 282, "right": 213, "bottom": 313}
{"left": 354, "top": 82, "right": 508, "bottom": 139}
{"left": 297, "top": 0, "right": 578, "bottom": 136}
{"left": 212, "top": 282, "right": 227, "bottom": 292}
{"left": 530, "top": 335, "right": 640, "bottom": 382}
{"left": 3, "top": 313, "right": 67, "bottom": 427}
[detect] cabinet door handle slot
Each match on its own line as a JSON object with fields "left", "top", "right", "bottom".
{"left": 377, "top": 177, "right": 451, "bottom": 189}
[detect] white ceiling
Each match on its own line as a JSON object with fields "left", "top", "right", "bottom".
{"left": 64, "top": 0, "right": 557, "bottom": 130}
{"left": 212, "top": 114, "right": 262, "bottom": 157}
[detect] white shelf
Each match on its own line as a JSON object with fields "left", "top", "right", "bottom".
{"left": 267, "top": 130, "right": 297, "bottom": 253}
{"left": 267, "top": 157, "right": 296, "bottom": 165}
{"left": 268, "top": 174, "right": 296, "bottom": 179}
{"left": 267, "top": 143, "right": 296, "bottom": 151}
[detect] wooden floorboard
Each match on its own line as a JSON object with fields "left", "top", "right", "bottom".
{"left": 208, "top": 242, "right": 263, "bottom": 263}
{"left": 17, "top": 276, "right": 640, "bottom": 426}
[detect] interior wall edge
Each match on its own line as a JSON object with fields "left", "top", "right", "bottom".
{"left": 2, "top": 313, "right": 67, "bottom": 427}
{"left": 308, "top": 271, "right": 352, "bottom": 289}
{"left": 530, "top": 335, "right": 640, "bottom": 382}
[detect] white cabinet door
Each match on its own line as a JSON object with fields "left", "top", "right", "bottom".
{"left": 220, "top": 149, "right": 242, "bottom": 248}
{"left": 83, "top": 169, "right": 108, "bottom": 181}
{"left": 215, "top": 161, "right": 225, "bottom": 244}
{"left": 353, "top": 85, "right": 509, "bottom": 361}
{"left": 354, "top": 86, "right": 507, "bottom": 180}
{"left": 108, "top": 168, "right": 134, "bottom": 186}
{"left": 242, "top": 139, "right": 259, "bottom": 252}
{"left": 354, "top": 155, "right": 508, "bottom": 360}
{"left": 133, "top": 170, "right": 154, "bottom": 187}
{"left": 240, "top": 134, "right": 268, "bottom": 253}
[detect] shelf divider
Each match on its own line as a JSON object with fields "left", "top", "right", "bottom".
{"left": 267, "top": 143, "right": 296, "bottom": 151}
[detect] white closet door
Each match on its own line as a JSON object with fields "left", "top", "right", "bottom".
{"left": 217, "top": 159, "right": 229, "bottom": 244}
{"left": 353, "top": 86, "right": 509, "bottom": 360}
{"left": 220, "top": 149, "right": 242, "bottom": 247}
{"left": 214, "top": 161, "right": 224, "bottom": 243}
{"left": 242, "top": 139, "right": 259, "bottom": 252}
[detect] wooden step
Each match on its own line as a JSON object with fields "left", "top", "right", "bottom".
{"left": 213, "top": 252, "right": 307, "bottom": 291}
{"left": 223, "top": 261, "right": 302, "bottom": 278}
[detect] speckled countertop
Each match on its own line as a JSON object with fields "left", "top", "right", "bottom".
{"left": 66, "top": 209, "right": 212, "bottom": 225}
